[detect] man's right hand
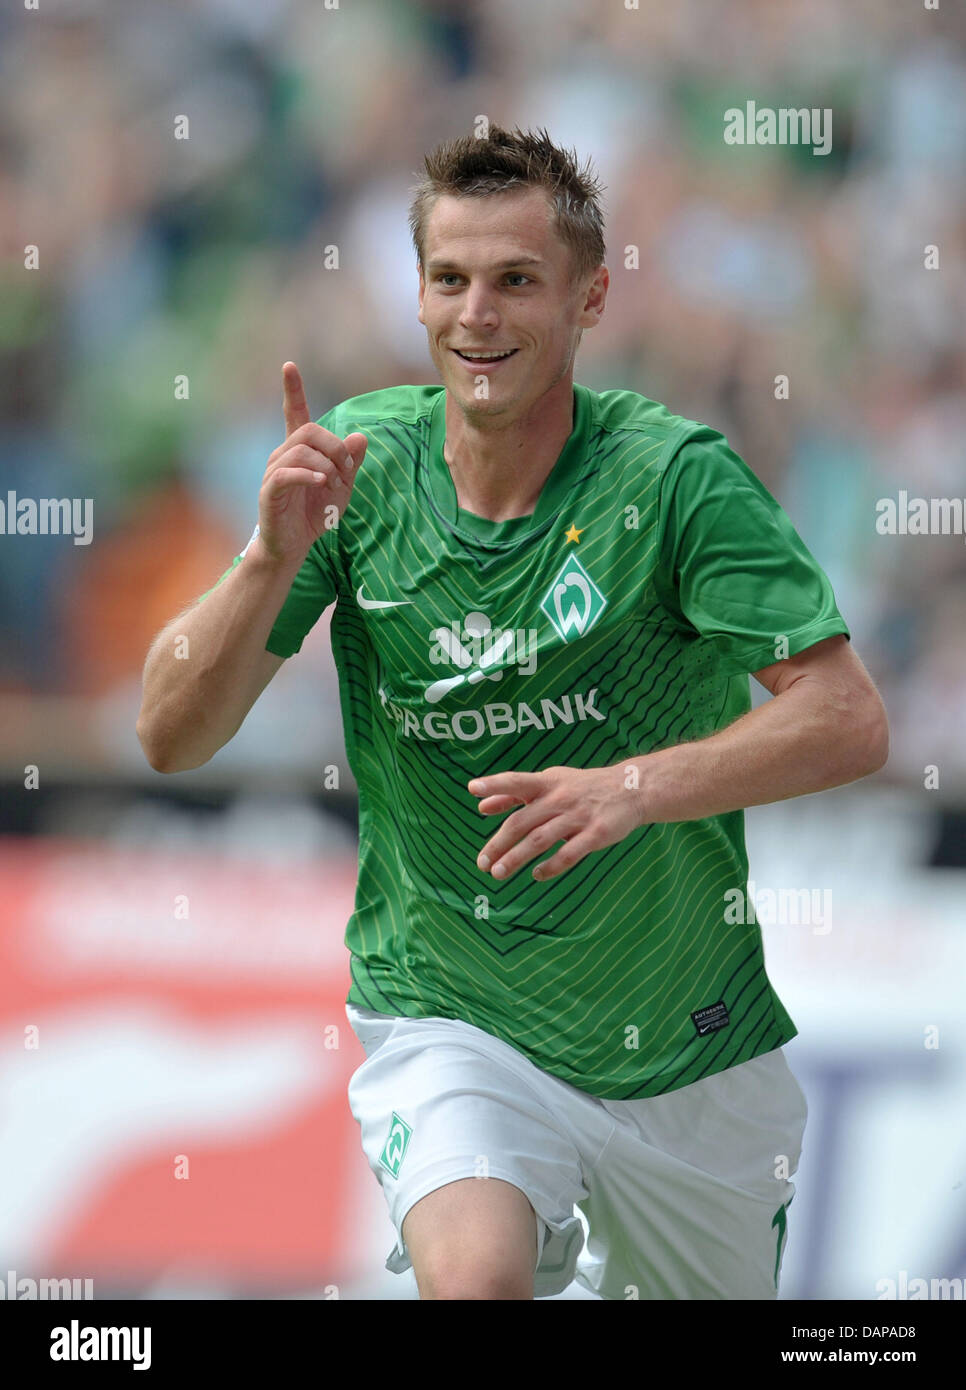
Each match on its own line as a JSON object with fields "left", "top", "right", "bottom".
{"left": 256, "top": 361, "right": 368, "bottom": 565}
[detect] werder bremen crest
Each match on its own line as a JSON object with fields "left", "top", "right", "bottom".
{"left": 378, "top": 1112, "right": 413, "bottom": 1179}
{"left": 540, "top": 552, "right": 607, "bottom": 641}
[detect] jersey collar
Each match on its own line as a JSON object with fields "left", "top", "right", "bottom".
{"left": 426, "top": 383, "right": 592, "bottom": 535}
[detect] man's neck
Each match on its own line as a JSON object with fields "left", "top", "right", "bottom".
{"left": 442, "top": 379, "right": 575, "bottom": 522}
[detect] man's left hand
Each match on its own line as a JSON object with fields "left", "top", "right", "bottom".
{"left": 467, "top": 764, "right": 646, "bottom": 882}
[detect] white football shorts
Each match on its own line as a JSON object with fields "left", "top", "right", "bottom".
{"left": 345, "top": 1002, "right": 808, "bottom": 1300}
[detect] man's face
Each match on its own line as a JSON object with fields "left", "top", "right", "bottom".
{"left": 417, "top": 187, "right": 606, "bottom": 422}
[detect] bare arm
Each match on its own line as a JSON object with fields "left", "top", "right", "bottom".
{"left": 136, "top": 362, "right": 367, "bottom": 773}
{"left": 466, "top": 634, "right": 890, "bottom": 883}
{"left": 626, "top": 633, "right": 889, "bottom": 820}
{"left": 137, "top": 540, "right": 295, "bottom": 773}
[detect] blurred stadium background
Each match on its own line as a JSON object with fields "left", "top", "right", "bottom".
{"left": 1, "top": 0, "right": 964, "bottom": 1301}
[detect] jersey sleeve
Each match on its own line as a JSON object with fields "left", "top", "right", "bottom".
{"left": 264, "top": 525, "right": 340, "bottom": 657}
{"left": 195, "top": 406, "right": 343, "bottom": 659}
{"left": 653, "top": 426, "right": 850, "bottom": 676}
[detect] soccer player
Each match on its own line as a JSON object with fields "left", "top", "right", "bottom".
{"left": 137, "top": 126, "right": 889, "bottom": 1301}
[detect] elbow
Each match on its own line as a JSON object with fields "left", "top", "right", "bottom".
{"left": 867, "top": 714, "right": 890, "bottom": 776}
{"left": 136, "top": 718, "right": 174, "bottom": 773}
{"left": 853, "top": 694, "right": 890, "bottom": 778}
{"left": 136, "top": 706, "right": 220, "bottom": 774}
{"left": 136, "top": 713, "right": 193, "bottom": 774}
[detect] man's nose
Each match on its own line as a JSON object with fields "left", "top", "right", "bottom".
{"left": 459, "top": 282, "right": 500, "bottom": 329}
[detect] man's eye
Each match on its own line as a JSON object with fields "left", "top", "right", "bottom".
{"left": 434, "top": 273, "right": 530, "bottom": 287}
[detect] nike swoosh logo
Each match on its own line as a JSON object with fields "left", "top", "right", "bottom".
{"left": 356, "top": 585, "right": 413, "bottom": 610}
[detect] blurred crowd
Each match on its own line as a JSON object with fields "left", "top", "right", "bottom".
{"left": 1, "top": 0, "right": 965, "bottom": 790}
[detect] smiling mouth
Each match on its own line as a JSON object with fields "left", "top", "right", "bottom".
{"left": 452, "top": 348, "right": 519, "bottom": 365}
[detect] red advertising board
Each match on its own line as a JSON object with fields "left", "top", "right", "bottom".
{"left": 0, "top": 839, "right": 366, "bottom": 1293}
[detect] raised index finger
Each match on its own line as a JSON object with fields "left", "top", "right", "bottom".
{"left": 282, "top": 361, "right": 311, "bottom": 438}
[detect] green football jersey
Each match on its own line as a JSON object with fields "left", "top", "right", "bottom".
{"left": 210, "top": 381, "right": 849, "bottom": 1099}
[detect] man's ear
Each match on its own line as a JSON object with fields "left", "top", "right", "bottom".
{"left": 579, "top": 264, "right": 608, "bottom": 328}
{"left": 417, "top": 264, "right": 426, "bottom": 323}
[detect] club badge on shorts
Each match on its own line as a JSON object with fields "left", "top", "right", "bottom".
{"left": 379, "top": 1112, "right": 414, "bottom": 1179}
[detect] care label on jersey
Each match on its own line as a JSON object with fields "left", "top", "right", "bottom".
{"left": 691, "top": 1001, "right": 730, "bottom": 1036}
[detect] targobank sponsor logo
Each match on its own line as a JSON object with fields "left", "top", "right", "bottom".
{"left": 379, "top": 683, "right": 605, "bottom": 742}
